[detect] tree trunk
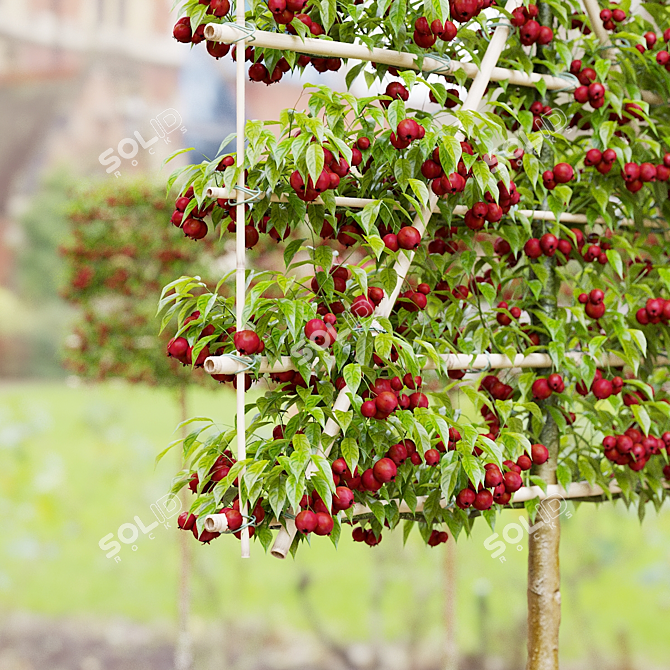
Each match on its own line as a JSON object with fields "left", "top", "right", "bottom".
{"left": 526, "top": 10, "right": 561, "bottom": 660}
{"left": 526, "top": 416, "right": 561, "bottom": 670}
{"left": 175, "top": 385, "right": 194, "bottom": 670}
{"left": 443, "top": 538, "right": 457, "bottom": 670}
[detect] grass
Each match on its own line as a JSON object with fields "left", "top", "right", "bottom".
{"left": 0, "top": 381, "right": 669, "bottom": 665}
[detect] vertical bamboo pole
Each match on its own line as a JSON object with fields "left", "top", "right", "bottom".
{"left": 235, "top": 0, "right": 250, "bottom": 559}
{"left": 175, "top": 385, "right": 194, "bottom": 670}
{"left": 526, "top": 3, "right": 560, "bottom": 666}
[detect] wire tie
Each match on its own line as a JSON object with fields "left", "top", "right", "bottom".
{"left": 221, "top": 21, "right": 257, "bottom": 43}
{"left": 228, "top": 185, "right": 264, "bottom": 206}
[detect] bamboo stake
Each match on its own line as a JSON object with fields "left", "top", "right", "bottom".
{"left": 207, "top": 186, "right": 665, "bottom": 228}
{"left": 205, "top": 23, "right": 575, "bottom": 92}
{"left": 205, "top": 351, "right": 632, "bottom": 376}
{"left": 264, "top": 480, "right": 627, "bottom": 528}
{"left": 234, "top": 0, "right": 250, "bottom": 560}
{"left": 203, "top": 23, "right": 663, "bottom": 104}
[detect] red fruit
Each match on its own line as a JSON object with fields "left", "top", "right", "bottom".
{"left": 524, "top": 238, "right": 542, "bottom": 259}
{"left": 233, "top": 330, "right": 261, "bottom": 355}
{"left": 352, "top": 527, "right": 366, "bottom": 542}
{"left": 296, "top": 509, "right": 318, "bottom": 534}
{"left": 452, "top": 0, "right": 478, "bottom": 22}
{"left": 361, "top": 400, "right": 377, "bottom": 418}
{"left": 585, "top": 302, "right": 605, "bottom": 319}
{"left": 456, "top": 488, "right": 476, "bottom": 509}
{"left": 361, "top": 468, "right": 382, "bottom": 492}
{"left": 585, "top": 148, "right": 603, "bottom": 166}
{"left": 249, "top": 62, "right": 269, "bottom": 82}
{"left": 588, "top": 82, "right": 605, "bottom": 102}
{"left": 178, "top": 512, "right": 196, "bottom": 530}
{"left": 532, "top": 378, "right": 552, "bottom": 400}
{"left": 612, "top": 8, "right": 625, "bottom": 21}
{"left": 484, "top": 467, "right": 503, "bottom": 488}
{"left": 589, "top": 288, "right": 604, "bottom": 304}
{"left": 397, "top": 226, "right": 422, "bottom": 250}
{"left": 357, "top": 137, "right": 370, "bottom": 150}
{"left": 517, "top": 454, "right": 532, "bottom": 471}
{"left": 173, "top": 17, "right": 192, "bottom": 43}
{"left": 351, "top": 296, "right": 375, "bottom": 318}
{"left": 520, "top": 19, "right": 540, "bottom": 45}
{"left": 376, "top": 391, "right": 398, "bottom": 414}
{"left": 547, "top": 373, "right": 564, "bottom": 392}
{"left": 167, "top": 337, "right": 189, "bottom": 359}
{"left": 474, "top": 490, "right": 494, "bottom": 511}
{"left": 409, "top": 392, "right": 429, "bottom": 409}
{"left": 425, "top": 449, "right": 440, "bottom": 466}
{"left": 622, "top": 163, "right": 640, "bottom": 182}
{"left": 537, "top": 26, "right": 553, "bottom": 44}
{"left": 639, "top": 163, "right": 657, "bottom": 182}
{"left": 333, "top": 486, "right": 354, "bottom": 511}
{"left": 388, "top": 442, "right": 408, "bottom": 465}
{"left": 373, "top": 458, "right": 397, "bottom": 483}
{"left": 503, "top": 471, "right": 523, "bottom": 493}
{"left": 314, "top": 512, "right": 334, "bottom": 536}
{"left": 540, "top": 233, "right": 558, "bottom": 256}
{"left": 511, "top": 7, "right": 526, "bottom": 26}
{"left": 182, "top": 218, "right": 208, "bottom": 240}
{"left": 383, "top": 82, "right": 409, "bottom": 106}
{"left": 574, "top": 86, "right": 589, "bottom": 103}
{"left": 421, "top": 159, "right": 443, "bottom": 179}
{"left": 442, "top": 20, "right": 458, "bottom": 40}
{"left": 553, "top": 163, "right": 574, "bottom": 183}
{"left": 531, "top": 443, "right": 549, "bottom": 464}
{"left": 397, "top": 118, "right": 421, "bottom": 142}
{"left": 383, "top": 233, "right": 399, "bottom": 252}
{"left": 486, "top": 203, "right": 503, "bottom": 223}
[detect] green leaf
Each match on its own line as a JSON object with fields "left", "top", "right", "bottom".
{"left": 340, "top": 436, "right": 359, "bottom": 474}
{"left": 440, "top": 459, "right": 460, "bottom": 501}
{"left": 606, "top": 249, "right": 623, "bottom": 277}
{"left": 343, "top": 363, "right": 362, "bottom": 393}
{"left": 305, "top": 143, "right": 324, "bottom": 186}
{"left": 631, "top": 404, "right": 651, "bottom": 437}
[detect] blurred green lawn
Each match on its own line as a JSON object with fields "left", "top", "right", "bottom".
{"left": 0, "top": 382, "right": 669, "bottom": 665}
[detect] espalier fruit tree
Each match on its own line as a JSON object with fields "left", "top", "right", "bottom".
{"left": 159, "top": 0, "right": 670, "bottom": 666}
{"left": 62, "top": 180, "right": 217, "bottom": 387}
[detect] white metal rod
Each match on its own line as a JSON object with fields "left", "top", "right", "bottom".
{"left": 203, "top": 23, "right": 575, "bottom": 92}
{"left": 235, "top": 0, "right": 250, "bottom": 560}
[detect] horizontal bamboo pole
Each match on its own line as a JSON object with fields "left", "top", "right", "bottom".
{"left": 203, "top": 23, "right": 664, "bottom": 104}
{"left": 349, "top": 480, "right": 623, "bottom": 518}
{"left": 204, "top": 351, "right": 628, "bottom": 376}
{"left": 207, "top": 186, "right": 604, "bottom": 225}
{"left": 203, "top": 514, "right": 229, "bottom": 532}
{"left": 204, "top": 23, "right": 575, "bottom": 92}
{"left": 265, "top": 480, "right": 627, "bottom": 530}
